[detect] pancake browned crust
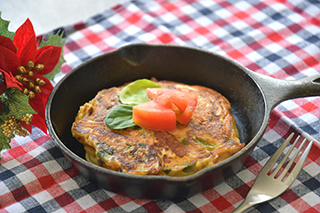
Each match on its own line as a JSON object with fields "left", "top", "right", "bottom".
{"left": 71, "top": 79, "right": 244, "bottom": 176}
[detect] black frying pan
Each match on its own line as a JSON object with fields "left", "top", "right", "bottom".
{"left": 45, "top": 44, "right": 320, "bottom": 199}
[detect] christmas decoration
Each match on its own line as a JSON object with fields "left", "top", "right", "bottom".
{"left": 0, "top": 13, "right": 65, "bottom": 154}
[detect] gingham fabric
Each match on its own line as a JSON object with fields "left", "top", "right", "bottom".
{"left": 1, "top": 0, "right": 320, "bottom": 212}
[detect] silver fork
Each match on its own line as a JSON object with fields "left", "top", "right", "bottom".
{"left": 233, "top": 133, "right": 313, "bottom": 213}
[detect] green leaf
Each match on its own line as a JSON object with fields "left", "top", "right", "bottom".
{"left": 120, "top": 79, "right": 162, "bottom": 106}
{"left": 0, "top": 87, "right": 35, "bottom": 156}
{"left": 0, "top": 87, "right": 36, "bottom": 119}
{"left": 0, "top": 138, "right": 12, "bottom": 159}
{"left": 40, "top": 30, "right": 66, "bottom": 81}
{"left": 0, "top": 88, "right": 35, "bottom": 156}
{"left": 0, "top": 127, "right": 12, "bottom": 155}
{"left": 105, "top": 104, "right": 136, "bottom": 129}
{"left": 0, "top": 12, "right": 15, "bottom": 39}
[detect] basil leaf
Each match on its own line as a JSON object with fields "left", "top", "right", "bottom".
{"left": 120, "top": 79, "right": 163, "bottom": 105}
{"left": 105, "top": 105, "right": 136, "bottom": 129}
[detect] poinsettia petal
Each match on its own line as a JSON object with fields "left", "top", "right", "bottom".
{"left": 1, "top": 69, "right": 23, "bottom": 89}
{"left": 36, "top": 46, "right": 52, "bottom": 60}
{"left": 39, "top": 75, "right": 53, "bottom": 95}
{"left": 34, "top": 46, "right": 53, "bottom": 73}
{"left": 0, "top": 46, "right": 20, "bottom": 75}
{"left": 0, "top": 35, "right": 17, "bottom": 53}
{"left": 29, "top": 93, "right": 46, "bottom": 118}
{"left": 13, "top": 18, "right": 36, "bottom": 56}
{"left": 21, "top": 121, "right": 32, "bottom": 133}
{"left": 26, "top": 75, "right": 53, "bottom": 124}
{"left": 18, "top": 34, "right": 37, "bottom": 66}
{"left": 30, "top": 73, "right": 54, "bottom": 95}
{"left": 35, "top": 45, "right": 62, "bottom": 75}
{"left": 29, "top": 113, "right": 48, "bottom": 133}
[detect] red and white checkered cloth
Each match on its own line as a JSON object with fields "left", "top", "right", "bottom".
{"left": 1, "top": 0, "right": 320, "bottom": 212}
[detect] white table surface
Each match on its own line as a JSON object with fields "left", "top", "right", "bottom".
{"left": 0, "top": 0, "right": 124, "bottom": 35}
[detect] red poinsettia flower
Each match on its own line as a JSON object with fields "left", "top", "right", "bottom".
{"left": 0, "top": 18, "right": 62, "bottom": 133}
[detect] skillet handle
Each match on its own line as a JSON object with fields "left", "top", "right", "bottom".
{"left": 249, "top": 71, "right": 320, "bottom": 112}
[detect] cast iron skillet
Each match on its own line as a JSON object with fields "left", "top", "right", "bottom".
{"left": 45, "top": 44, "right": 320, "bottom": 199}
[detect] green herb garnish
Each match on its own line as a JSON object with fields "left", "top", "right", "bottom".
{"left": 120, "top": 79, "right": 163, "bottom": 106}
{"left": 105, "top": 79, "right": 162, "bottom": 129}
{"left": 105, "top": 104, "right": 136, "bottom": 129}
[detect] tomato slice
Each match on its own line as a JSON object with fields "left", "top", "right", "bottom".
{"left": 146, "top": 88, "right": 178, "bottom": 100}
{"left": 146, "top": 88, "right": 198, "bottom": 124}
{"left": 132, "top": 100, "right": 176, "bottom": 131}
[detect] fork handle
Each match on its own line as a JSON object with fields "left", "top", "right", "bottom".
{"left": 232, "top": 198, "right": 255, "bottom": 213}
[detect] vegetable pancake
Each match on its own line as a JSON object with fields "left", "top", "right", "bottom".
{"left": 71, "top": 79, "right": 244, "bottom": 176}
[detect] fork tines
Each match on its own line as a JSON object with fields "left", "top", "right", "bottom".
{"left": 260, "top": 133, "right": 313, "bottom": 182}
